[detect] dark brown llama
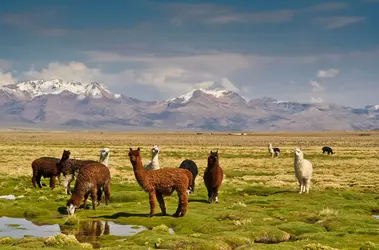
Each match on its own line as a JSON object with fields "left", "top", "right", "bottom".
{"left": 179, "top": 159, "right": 198, "bottom": 194}
{"left": 66, "top": 163, "right": 111, "bottom": 216}
{"left": 57, "top": 150, "right": 98, "bottom": 195}
{"left": 128, "top": 147, "right": 193, "bottom": 217}
{"left": 31, "top": 154, "right": 64, "bottom": 189}
{"left": 203, "top": 150, "right": 223, "bottom": 203}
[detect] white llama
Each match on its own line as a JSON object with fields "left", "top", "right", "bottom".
{"left": 294, "top": 148, "right": 313, "bottom": 194}
{"left": 268, "top": 143, "right": 280, "bottom": 158}
{"left": 144, "top": 145, "right": 160, "bottom": 170}
{"left": 99, "top": 148, "right": 110, "bottom": 167}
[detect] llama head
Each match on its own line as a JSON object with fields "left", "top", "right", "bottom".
{"left": 294, "top": 148, "right": 303, "bottom": 158}
{"left": 100, "top": 148, "right": 110, "bottom": 161}
{"left": 66, "top": 200, "right": 76, "bottom": 216}
{"left": 61, "top": 150, "right": 71, "bottom": 161}
{"left": 268, "top": 143, "right": 272, "bottom": 147}
{"left": 208, "top": 150, "right": 219, "bottom": 165}
{"left": 128, "top": 147, "right": 141, "bottom": 163}
{"left": 151, "top": 145, "right": 160, "bottom": 155}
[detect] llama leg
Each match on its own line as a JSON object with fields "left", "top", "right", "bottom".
{"left": 49, "top": 176, "right": 56, "bottom": 190}
{"left": 305, "top": 179, "right": 311, "bottom": 193}
{"left": 173, "top": 190, "right": 187, "bottom": 217}
{"left": 67, "top": 175, "right": 74, "bottom": 195}
{"left": 104, "top": 181, "right": 111, "bottom": 206}
{"left": 97, "top": 187, "right": 102, "bottom": 207}
{"left": 57, "top": 173, "right": 62, "bottom": 185}
{"left": 298, "top": 180, "right": 302, "bottom": 194}
{"left": 155, "top": 191, "right": 167, "bottom": 215}
{"left": 37, "top": 175, "right": 43, "bottom": 188}
{"left": 213, "top": 187, "right": 219, "bottom": 203}
{"left": 179, "top": 190, "right": 188, "bottom": 217}
{"left": 148, "top": 191, "right": 157, "bottom": 217}
{"left": 82, "top": 192, "right": 90, "bottom": 209}
{"left": 91, "top": 188, "right": 98, "bottom": 210}
{"left": 32, "top": 174, "right": 37, "bottom": 188}
{"left": 276, "top": 152, "right": 280, "bottom": 158}
{"left": 206, "top": 187, "right": 212, "bottom": 203}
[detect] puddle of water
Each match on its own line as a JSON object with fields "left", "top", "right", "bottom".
{"left": 0, "top": 195, "right": 24, "bottom": 200}
{"left": 0, "top": 216, "right": 60, "bottom": 238}
{"left": 0, "top": 217, "right": 174, "bottom": 248}
{"left": 373, "top": 215, "right": 379, "bottom": 219}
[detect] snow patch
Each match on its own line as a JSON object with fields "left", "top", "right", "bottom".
{"left": 1, "top": 79, "right": 120, "bottom": 100}
{"left": 167, "top": 88, "right": 244, "bottom": 104}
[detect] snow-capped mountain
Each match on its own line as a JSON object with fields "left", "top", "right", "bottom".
{"left": 0, "top": 79, "right": 378, "bottom": 131}
{"left": 0, "top": 79, "right": 121, "bottom": 100}
{"left": 167, "top": 88, "right": 248, "bottom": 104}
{"left": 364, "top": 104, "right": 379, "bottom": 111}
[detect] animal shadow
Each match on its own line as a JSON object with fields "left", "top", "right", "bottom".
{"left": 188, "top": 198, "right": 209, "bottom": 204}
{"left": 93, "top": 212, "right": 157, "bottom": 219}
{"left": 58, "top": 206, "right": 67, "bottom": 215}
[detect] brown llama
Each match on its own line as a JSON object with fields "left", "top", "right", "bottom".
{"left": 203, "top": 150, "right": 223, "bottom": 203}
{"left": 128, "top": 147, "right": 193, "bottom": 217}
{"left": 66, "top": 163, "right": 111, "bottom": 216}
{"left": 31, "top": 154, "right": 64, "bottom": 189}
{"left": 57, "top": 150, "right": 98, "bottom": 195}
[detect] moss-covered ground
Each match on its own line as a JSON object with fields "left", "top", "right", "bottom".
{"left": 0, "top": 131, "right": 378, "bottom": 249}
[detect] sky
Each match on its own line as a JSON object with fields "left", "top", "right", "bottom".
{"left": 0, "top": 0, "right": 378, "bottom": 107}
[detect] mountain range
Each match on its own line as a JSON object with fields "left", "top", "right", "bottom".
{"left": 0, "top": 79, "right": 378, "bottom": 131}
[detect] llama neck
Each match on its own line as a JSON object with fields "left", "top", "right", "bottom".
{"left": 151, "top": 152, "right": 159, "bottom": 168}
{"left": 132, "top": 158, "right": 147, "bottom": 188}
{"left": 294, "top": 156, "right": 303, "bottom": 166}
{"left": 268, "top": 145, "right": 274, "bottom": 153}
{"left": 100, "top": 154, "right": 109, "bottom": 167}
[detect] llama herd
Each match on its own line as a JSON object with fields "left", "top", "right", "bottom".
{"left": 31, "top": 143, "right": 333, "bottom": 217}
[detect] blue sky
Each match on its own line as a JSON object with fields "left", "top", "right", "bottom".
{"left": 0, "top": 0, "right": 378, "bottom": 107}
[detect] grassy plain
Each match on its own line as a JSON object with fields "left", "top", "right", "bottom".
{"left": 0, "top": 131, "right": 378, "bottom": 249}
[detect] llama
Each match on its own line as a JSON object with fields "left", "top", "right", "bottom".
{"left": 128, "top": 147, "right": 192, "bottom": 217}
{"left": 203, "top": 150, "right": 223, "bottom": 203}
{"left": 179, "top": 159, "right": 198, "bottom": 194}
{"left": 322, "top": 146, "right": 334, "bottom": 155}
{"left": 66, "top": 163, "right": 111, "bottom": 216}
{"left": 57, "top": 150, "right": 98, "bottom": 195}
{"left": 294, "top": 148, "right": 313, "bottom": 194}
{"left": 31, "top": 155, "right": 63, "bottom": 189}
{"left": 268, "top": 143, "right": 280, "bottom": 158}
{"left": 60, "top": 220, "right": 110, "bottom": 244}
{"left": 99, "top": 148, "right": 111, "bottom": 167}
{"left": 144, "top": 145, "right": 160, "bottom": 170}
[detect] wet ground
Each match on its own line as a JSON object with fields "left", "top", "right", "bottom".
{"left": 0, "top": 216, "right": 165, "bottom": 248}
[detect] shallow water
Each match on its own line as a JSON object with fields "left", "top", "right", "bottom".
{"left": 0, "top": 216, "right": 60, "bottom": 238}
{"left": 0, "top": 216, "right": 149, "bottom": 248}
{"left": 373, "top": 215, "right": 379, "bottom": 219}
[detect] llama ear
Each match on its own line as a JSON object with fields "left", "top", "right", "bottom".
{"left": 129, "top": 147, "right": 133, "bottom": 151}
{"left": 137, "top": 147, "right": 140, "bottom": 151}
{"left": 210, "top": 150, "right": 213, "bottom": 154}
{"left": 216, "top": 150, "right": 218, "bottom": 153}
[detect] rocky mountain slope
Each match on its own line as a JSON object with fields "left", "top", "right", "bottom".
{"left": 0, "top": 79, "right": 378, "bottom": 131}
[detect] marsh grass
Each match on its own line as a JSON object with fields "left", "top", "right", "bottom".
{"left": 0, "top": 131, "right": 378, "bottom": 249}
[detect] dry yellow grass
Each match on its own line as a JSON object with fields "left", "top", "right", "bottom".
{"left": 0, "top": 130, "right": 378, "bottom": 192}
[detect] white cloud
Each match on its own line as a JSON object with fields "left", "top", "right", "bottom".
{"left": 0, "top": 71, "right": 17, "bottom": 86}
{"left": 168, "top": 3, "right": 295, "bottom": 25}
{"left": 310, "top": 80, "right": 324, "bottom": 92}
{"left": 317, "top": 68, "right": 339, "bottom": 78}
{"left": 21, "top": 61, "right": 102, "bottom": 84}
{"left": 314, "top": 16, "right": 366, "bottom": 29}
{"left": 311, "top": 96, "right": 324, "bottom": 103}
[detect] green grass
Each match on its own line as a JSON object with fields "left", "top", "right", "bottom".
{"left": 0, "top": 175, "right": 378, "bottom": 249}
{"left": 0, "top": 131, "right": 379, "bottom": 249}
